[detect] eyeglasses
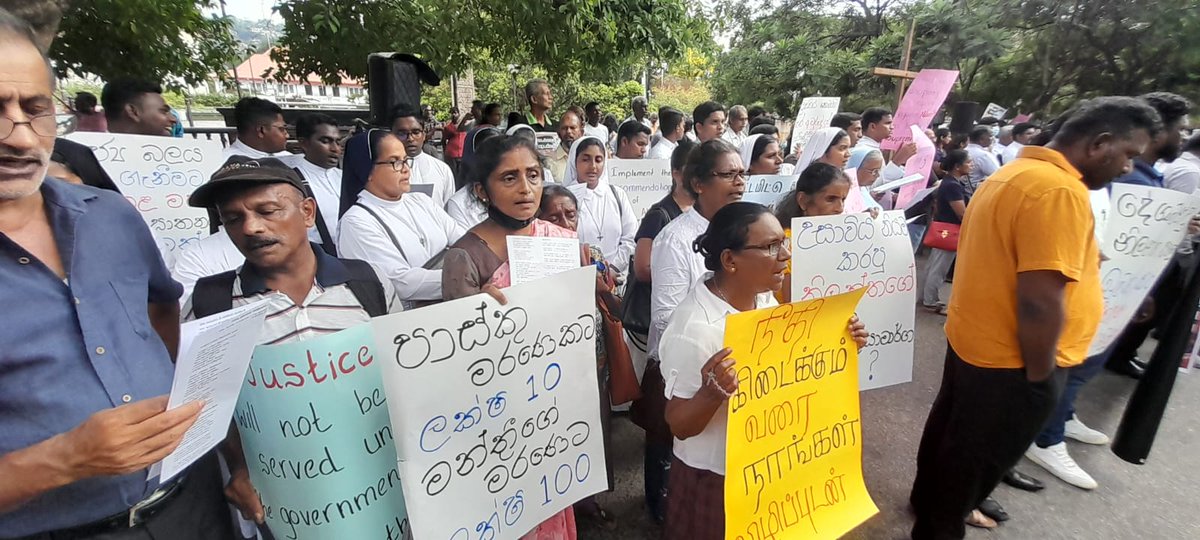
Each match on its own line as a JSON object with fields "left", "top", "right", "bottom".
{"left": 711, "top": 169, "right": 747, "bottom": 182}
{"left": 864, "top": 168, "right": 882, "bottom": 177}
{"left": 394, "top": 129, "right": 425, "bottom": 140}
{"left": 741, "top": 239, "right": 788, "bottom": 258}
{"left": 374, "top": 157, "right": 415, "bottom": 171}
{"left": 0, "top": 114, "right": 60, "bottom": 140}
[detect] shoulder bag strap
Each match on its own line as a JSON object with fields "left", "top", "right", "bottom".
{"left": 353, "top": 202, "right": 409, "bottom": 262}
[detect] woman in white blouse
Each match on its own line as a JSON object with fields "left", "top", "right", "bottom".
{"left": 338, "top": 131, "right": 466, "bottom": 307}
{"left": 565, "top": 135, "right": 637, "bottom": 274}
{"left": 659, "top": 202, "right": 867, "bottom": 540}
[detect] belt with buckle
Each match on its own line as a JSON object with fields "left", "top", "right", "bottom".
{"left": 26, "top": 477, "right": 186, "bottom": 539}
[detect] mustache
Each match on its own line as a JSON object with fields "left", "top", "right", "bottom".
{"left": 0, "top": 148, "right": 48, "bottom": 164}
{"left": 244, "top": 236, "right": 280, "bottom": 250}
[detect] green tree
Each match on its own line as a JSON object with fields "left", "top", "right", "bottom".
{"left": 50, "top": 0, "right": 240, "bottom": 87}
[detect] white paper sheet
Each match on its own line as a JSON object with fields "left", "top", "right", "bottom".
{"left": 871, "top": 173, "right": 927, "bottom": 194}
{"left": 155, "top": 300, "right": 269, "bottom": 481}
{"left": 506, "top": 235, "right": 581, "bottom": 285}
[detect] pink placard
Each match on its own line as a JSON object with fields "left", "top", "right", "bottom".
{"left": 842, "top": 168, "right": 867, "bottom": 214}
{"left": 895, "top": 126, "right": 936, "bottom": 209}
{"left": 881, "top": 69, "right": 959, "bottom": 151}
{"left": 1012, "top": 113, "right": 1032, "bottom": 124}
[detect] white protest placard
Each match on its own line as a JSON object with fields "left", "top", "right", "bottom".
{"left": 871, "top": 173, "right": 927, "bottom": 195}
{"left": 1089, "top": 184, "right": 1200, "bottom": 356}
{"left": 789, "top": 97, "right": 841, "bottom": 154}
{"left": 983, "top": 103, "right": 1008, "bottom": 120}
{"left": 66, "top": 133, "right": 225, "bottom": 267}
{"left": 535, "top": 132, "right": 561, "bottom": 156}
{"left": 607, "top": 158, "right": 672, "bottom": 218}
{"left": 155, "top": 300, "right": 269, "bottom": 481}
{"left": 742, "top": 175, "right": 793, "bottom": 211}
{"left": 506, "top": 236, "right": 581, "bottom": 285}
{"left": 373, "top": 267, "right": 606, "bottom": 540}
{"left": 895, "top": 126, "right": 936, "bottom": 210}
{"left": 790, "top": 211, "right": 916, "bottom": 389}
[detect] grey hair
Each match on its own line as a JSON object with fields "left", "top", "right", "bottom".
{"left": 729, "top": 105, "right": 748, "bottom": 118}
{"left": 631, "top": 95, "right": 648, "bottom": 107}
{"left": 523, "top": 79, "right": 548, "bottom": 105}
{"left": 0, "top": 7, "right": 54, "bottom": 88}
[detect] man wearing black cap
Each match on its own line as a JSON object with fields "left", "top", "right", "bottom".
{"left": 182, "top": 156, "right": 401, "bottom": 532}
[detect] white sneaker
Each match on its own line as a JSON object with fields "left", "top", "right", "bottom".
{"left": 1065, "top": 415, "right": 1110, "bottom": 445}
{"left": 1026, "top": 442, "right": 1098, "bottom": 490}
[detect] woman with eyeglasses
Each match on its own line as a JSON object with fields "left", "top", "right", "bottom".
{"left": 565, "top": 135, "right": 637, "bottom": 274}
{"left": 740, "top": 134, "right": 784, "bottom": 176}
{"left": 794, "top": 127, "right": 853, "bottom": 172}
{"left": 659, "top": 202, "right": 868, "bottom": 540}
{"left": 773, "top": 162, "right": 854, "bottom": 303}
{"left": 338, "top": 130, "right": 465, "bottom": 308}
{"left": 848, "top": 147, "right": 889, "bottom": 211}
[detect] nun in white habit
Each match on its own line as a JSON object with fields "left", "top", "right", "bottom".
{"left": 338, "top": 131, "right": 466, "bottom": 305}
{"left": 794, "top": 127, "right": 852, "bottom": 172}
{"left": 564, "top": 135, "right": 637, "bottom": 274}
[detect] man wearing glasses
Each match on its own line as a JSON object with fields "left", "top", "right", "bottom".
{"left": 0, "top": 10, "right": 238, "bottom": 539}
{"left": 391, "top": 104, "right": 456, "bottom": 207}
{"left": 222, "top": 97, "right": 293, "bottom": 160}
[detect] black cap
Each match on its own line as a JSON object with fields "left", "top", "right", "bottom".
{"left": 189, "top": 156, "right": 306, "bottom": 208}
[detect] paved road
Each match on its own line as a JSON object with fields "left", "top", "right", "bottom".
{"left": 582, "top": 261, "right": 1200, "bottom": 540}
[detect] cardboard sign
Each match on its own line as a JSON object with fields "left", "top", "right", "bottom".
{"left": 790, "top": 97, "right": 841, "bottom": 154}
{"left": 881, "top": 69, "right": 958, "bottom": 151}
{"left": 607, "top": 158, "right": 673, "bottom": 218}
{"left": 743, "top": 175, "right": 795, "bottom": 212}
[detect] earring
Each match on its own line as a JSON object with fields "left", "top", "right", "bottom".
{"left": 731, "top": 266, "right": 737, "bottom": 273}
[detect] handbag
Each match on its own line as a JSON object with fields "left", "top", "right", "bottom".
{"left": 923, "top": 221, "right": 961, "bottom": 251}
{"left": 620, "top": 206, "right": 670, "bottom": 335}
{"left": 587, "top": 243, "right": 641, "bottom": 406}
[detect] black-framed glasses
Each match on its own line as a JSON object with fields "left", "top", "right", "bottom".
{"left": 0, "top": 114, "right": 59, "bottom": 139}
{"left": 740, "top": 239, "right": 788, "bottom": 258}
{"left": 711, "top": 169, "right": 747, "bottom": 182}
{"left": 394, "top": 128, "right": 425, "bottom": 140}
{"left": 374, "top": 156, "right": 415, "bottom": 171}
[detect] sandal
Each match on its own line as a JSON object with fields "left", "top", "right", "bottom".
{"left": 965, "top": 509, "right": 998, "bottom": 529}
{"left": 922, "top": 303, "right": 948, "bottom": 315}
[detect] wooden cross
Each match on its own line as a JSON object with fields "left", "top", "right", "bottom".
{"left": 871, "top": 19, "right": 919, "bottom": 110}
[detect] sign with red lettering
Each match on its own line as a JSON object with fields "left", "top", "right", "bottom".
{"left": 881, "top": 69, "right": 958, "bottom": 151}
{"left": 234, "top": 324, "right": 411, "bottom": 540}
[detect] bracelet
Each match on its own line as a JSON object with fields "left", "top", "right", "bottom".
{"left": 706, "top": 371, "right": 733, "bottom": 398}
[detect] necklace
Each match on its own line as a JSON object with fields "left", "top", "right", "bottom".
{"left": 712, "top": 276, "right": 735, "bottom": 308}
{"left": 583, "top": 188, "right": 609, "bottom": 243}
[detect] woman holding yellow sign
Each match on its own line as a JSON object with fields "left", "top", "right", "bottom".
{"left": 658, "top": 202, "right": 869, "bottom": 540}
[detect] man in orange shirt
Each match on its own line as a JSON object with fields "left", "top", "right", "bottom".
{"left": 909, "top": 97, "right": 1162, "bottom": 540}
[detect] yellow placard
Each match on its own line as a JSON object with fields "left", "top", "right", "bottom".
{"left": 723, "top": 289, "right": 877, "bottom": 540}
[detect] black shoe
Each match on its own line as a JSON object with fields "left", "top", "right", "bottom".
{"left": 1002, "top": 469, "right": 1044, "bottom": 492}
{"left": 978, "top": 497, "right": 1010, "bottom": 522}
{"left": 1106, "top": 358, "right": 1146, "bottom": 379}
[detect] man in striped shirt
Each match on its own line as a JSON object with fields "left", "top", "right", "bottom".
{"left": 181, "top": 156, "right": 402, "bottom": 528}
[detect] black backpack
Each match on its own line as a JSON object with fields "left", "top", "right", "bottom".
{"left": 191, "top": 258, "right": 388, "bottom": 319}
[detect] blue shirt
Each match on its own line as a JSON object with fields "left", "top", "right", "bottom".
{"left": 0, "top": 179, "right": 182, "bottom": 536}
{"left": 1112, "top": 158, "right": 1163, "bottom": 188}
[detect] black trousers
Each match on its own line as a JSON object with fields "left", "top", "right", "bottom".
{"left": 910, "top": 344, "right": 1065, "bottom": 540}
{"left": 19, "top": 453, "right": 236, "bottom": 540}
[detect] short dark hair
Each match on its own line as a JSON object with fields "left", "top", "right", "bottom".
{"left": 471, "top": 135, "right": 544, "bottom": 190}
{"left": 861, "top": 107, "right": 892, "bottom": 131}
{"left": 831, "top": 112, "right": 862, "bottom": 130}
{"left": 694, "top": 201, "right": 774, "bottom": 272}
{"left": 1052, "top": 96, "right": 1163, "bottom": 145}
{"left": 617, "top": 120, "right": 652, "bottom": 148}
{"left": 1140, "top": 92, "right": 1192, "bottom": 128}
{"left": 387, "top": 102, "right": 422, "bottom": 126}
{"left": 749, "top": 123, "right": 779, "bottom": 137}
{"left": 483, "top": 102, "right": 502, "bottom": 119}
{"left": 935, "top": 127, "right": 952, "bottom": 139}
{"left": 102, "top": 78, "right": 164, "bottom": 122}
{"left": 295, "top": 113, "right": 338, "bottom": 139}
{"left": 969, "top": 125, "right": 992, "bottom": 143}
{"left": 775, "top": 162, "right": 850, "bottom": 223}
{"left": 233, "top": 97, "right": 283, "bottom": 134}
{"left": 75, "top": 91, "right": 98, "bottom": 111}
{"left": 748, "top": 116, "right": 776, "bottom": 132}
{"left": 693, "top": 101, "right": 726, "bottom": 125}
{"left": 585, "top": 101, "right": 600, "bottom": 112}
{"left": 1010, "top": 122, "right": 1038, "bottom": 138}
{"left": 659, "top": 107, "right": 684, "bottom": 134}
{"left": 747, "top": 105, "right": 768, "bottom": 120}
{"left": 684, "top": 139, "right": 739, "bottom": 199}
{"left": 941, "top": 148, "right": 970, "bottom": 172}
{"left": 671, "top": 138, "right": 697, "bottom": 172}
{"left": 539, "top": 184, "right": 577, "bottom": 217}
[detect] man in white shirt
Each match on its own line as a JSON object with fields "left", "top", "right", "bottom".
{"left": 1163, "top": 132, "right": 1200, "bottom": 194}
{"left": 222, "top": 97, "right": 293, "bottom": 160}
{"left": 284, "top": 113, "right": 343, "bottom": 249}
{"left": 855, "top": 106, "right": 917, "bottom": 183}
{"left": 583, "top": 101, "right": 610, "bottom": 141}
{"left": 392, "top": 104, "right": 456, "bottom": 206}
{"left": 648, "top": 107, "right": 686, "bottom": 160}
{"left": 993, "top": 125, "right": 1013, "bottom": 163}
{"left": 722, "top": 105, "right": 748, "bottom": 147}
{"left": 616, "top": 120, "right": 652, "bottom": 159}
{"left": 625, "top": 96, "right": 653, "bottom": 130}
{"left": 693, "top": 101, "right": 727, "bottom": 143}
{"left": 171, "top": 228, "right": 244, "bottom": 306}
{"left": 965, "top": 125, "right": 1001, "bottom": 194}
{"left": 1001, "top": 122, "right": 1041, "bottom": 165}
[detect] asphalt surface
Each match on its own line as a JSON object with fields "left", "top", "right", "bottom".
{"left": 582, "top": 256, "right": 1200, "bottom": 540}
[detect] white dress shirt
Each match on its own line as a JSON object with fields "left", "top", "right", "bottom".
{"left": 722, "top": 128, "right": 747, "bottom": 148}
{"left": 338, "top": 190, "right": 466, "bottom": 303}
{"left": 221, "top": 139, "right": 292, "bottom": 160}
{"left": 660, "top": 273, "right": 778, "bottom": 474}
{"left": 647, "top": 137, "right": 678, "bottom": 161}
{"left": 284, "top": 155, "right": 343, "bottom": 244}
{"left": 584, "top": 123, "right": 610, "bottom": 141}
{"left": 171, "top": 229, "right": 245, "bottom": 305}
{"left": 965, "top": 143, "right": 1001, "bottom": 194}
{"left": 445, "top": 185, "right": 489, "bottom": 230}
{"left": 625, "top": 116, "right": 654, "bottom": 130}
{"left": 410, "top": 152, "right": 456, "bottom": 207}
{"left": 568, "top": 182, "right": 637, "bottom": 274}
{"left": 1001, "top": 142, "right": 1025, "bottom": 165}
{"left": 1162, "top": 152, "right": 1200, "bottom": 194}
{"left": 855, "top": 136, "right": 906, "bottom": 183}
